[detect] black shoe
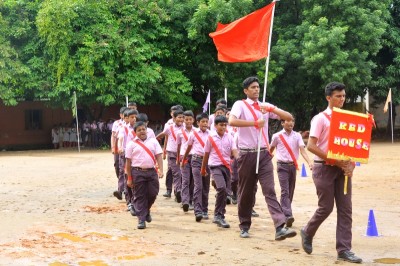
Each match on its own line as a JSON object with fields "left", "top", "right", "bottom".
{"left": 113, "top": 191, "right": 122, "bottom": 200}
{"left": 338, "top": 251, "right": 362, "bottom": 263}
{"left": 129, "top": 204, "right": 136, "bottom": 216}
{"left": 226, "top": 196, "right": 232, "bottom": 205}
{"left": 145, "top": 213, "right": 152, "bottom": 223}
{"left": 137, "top": 220, "right": 146, "bottom": 229}
{"left": 202, "top": 212, "right": 209, "bottom": 220}
{"left": 175, "top": 191, "right": 182, "bottom": 203}
{"left": 163, "top": 190, "right": 171, "bottom": 198}
{"left": 195, "top": 213, "right": 203, "bottom": 222}
{"left": 300, "top": 228, "right": 313, "bottom": 254}
{"left": 182, "top": 203, "right": 189, "bottom": 212}
{"left": 251, "top": 209, "right": 259, "bottom": 217}
{"left": 240, "top": 229, "right": 250, "bottom": 238}
{"left": 275, "top": 227, "right": 297, "bottom": 241}
{"left": 231, "top": 195, "right": 238, "bottom": 205}
{"left": 286, "top": 216, "right": 295, "bottom": 228}
{"left": 213, "top": 216, "right": 230, "bottom": 228}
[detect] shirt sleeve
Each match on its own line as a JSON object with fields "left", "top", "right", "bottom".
{"left": 117, "top": 127, "right": 124, "bottom": 139}
{"left": 230, "top": 101, "right": 242, "bottom": 119}
{"left": 297, "top": 132, "right": 306, "bottom": 147}
{"left": 204, "top": 136, "right": 212, "bottom": 153}
{"left": 125, "top": 142, "right": 134, "bottom": 159}
{"left": 153, "top": 139, "right": 163, "bottom": 155}
{"left": 309, "top": 114, "right": 323, "bottom": 139}
{"left": 270, "top": 133, "right": 278, "bottom": 148}
{"left": 230, "top": 135, "right": 237, "bottom": 150}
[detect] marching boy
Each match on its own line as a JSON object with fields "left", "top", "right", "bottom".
{"left": 182, "top": 113, "right": 210, "bottom": 222}
{"left": 177, "top": 110, "right": 196, "bottom": 212}
{"left": 201, "top": 115, "right": 238, "bottom": 228}
{"left": 269, "top": 118, "right": 313, "bottom": 227}
{"left": 125, "top": 121, "right": 164, "bottom": 229}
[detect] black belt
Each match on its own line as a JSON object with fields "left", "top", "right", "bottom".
{"left": 240, "top": 147, "right": 268, "bottom": 153}
{"left": 132, "top": 167, "right": 154, "bottom": 172}
{"left": 192, "top": 154, "right": 204, "bottom": 160}
{"left": 314, "top": 160, "right": 325, "bottom": 164}
{"left": 209, "top": 165, "right": 224, "bottom": 170}
{"left": 277, "top": 161, "right": 295, "bottom": 165}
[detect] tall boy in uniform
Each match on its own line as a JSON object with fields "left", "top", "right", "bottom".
{"left": 157, "top": 105, "right": 182, "bottom": 198}
{"left": 300, "top": 82, "right": 361, "bottom": 263}
{"left": 126, "top": 121, "right": 164, "bottom": 229}
{"left": 182, "top": 113, "right": 210, "bottom": 222}
{"left": 111, "top": 106, "right": 128, "bottom": 199}
{"left": 118, "top": 109, "right": 138, "bottom": 215}
{"left": 177, "top": 110, "right": 195, "bottom": 212}
{"left": 201, "top": 115, "right": 238, "bottom": 228}
{"left": 157, "top": 110, "right": 184, "bottom": 202}
{"left": 270, "top": 118, "right": 313, "bottom": 227}
{"left": 229, "top": 76, "right": 296, "bottom": 240}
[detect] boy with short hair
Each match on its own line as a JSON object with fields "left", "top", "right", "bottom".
{"left": 125, "top": 121, "right": 164, "bottom": 229}
{"left": 182, "top": 113, "right": 210, "bottom": 222}
{"left": 177, "top": 110, "right": 195, "bottom": 212}
{"left": 157, "top": 110, "right": 185, "bottom": 202}
{"left": 270, "top": 118, "right": 313, "bottom": 227}
{"left": 118, "top": 109, "right": 139, "bottom": 214}
{"left": 201, "top": 115, "right": 238, "bottom": 228}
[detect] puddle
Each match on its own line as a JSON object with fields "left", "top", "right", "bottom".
{"left": 373, "top": 258, "right": 400, "bottom": 264}
{"left": 86, "top": 232, "right": 112, "bottom": 238}
{"left": 53, "top": 233, "right": 88, "bottom": 242}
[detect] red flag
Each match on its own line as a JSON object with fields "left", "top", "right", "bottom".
{"left": 209, "top": 2, "right": 275, "bottom": 63}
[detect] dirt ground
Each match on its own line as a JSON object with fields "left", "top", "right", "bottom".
{"left": 0, "top": 143, "right": 399, "bottom": 266}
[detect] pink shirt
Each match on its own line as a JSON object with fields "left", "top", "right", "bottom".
{"left": 270, "top": 129, "right": 305, "bottom": 162}
{"left": 309, "top": 107, "right": 332, "bottom": 161}
{"left": 208, "top": 114, "right": 215, "bottom": 128}
{"left": 204, "top": 131, "right": 237, "bottom": 166}
{"left": 125, "top": 136, "right": 162, "bottom": 168}
{"left": 187, "top": 128, "right": 209, "bottom": 156}
{"left": 118, "top": 124, "right": 135, "bottom": 150}
{"left": 147, "top": 127, "right": 156, "bottom": 139}
{"left": 230, "top": 98, "right": 279, "bottom": 149}
{"left": 177, "top": 127, "right": 195, "bottom": 155}
{"left": 112, "top": 119, "right": 124, "bottom": 134}
{"left": 163, "top": 123, "right": 183, "bottom": 153}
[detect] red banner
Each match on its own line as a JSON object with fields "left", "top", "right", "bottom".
{"left": 327, "top": 108, "right": 374, "bottom": 164}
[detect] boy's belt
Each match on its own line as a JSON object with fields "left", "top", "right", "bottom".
{"left": 132, "top": 167, "right": 154, "bottom": 171}
{"left": 240, "top": 147, "right": 267, "bottom": 153}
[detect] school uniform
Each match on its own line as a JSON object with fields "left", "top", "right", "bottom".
{"left": 112, "top": 119, "right": 124, "bottom": 179}
{"left": 230, "top": 98, "right": 287, "bottom": 232}
{"left": 303, "top": 108, "right": 353, "bottom": 253}
{"left": 63, "top": 127, "right": 70, "bottom": 147}
{"left": 163, "top": 119, "right": 174, "bottom": 194}
{"left": 118, "top": 123, "right": 135, "bottom": 205}
{"left": 270, "top": 129, "right": 305, "bottom": 219}
{"left": 177, "top": 127, "right": 195, "bottom": 209}
{"left": 204, "top": 131, "right": 237, "bottom": 220}
{"left": 125, "top": 136, "right": 162, "bottom": 226}
{"left": 186, "top": 128, "right": 210, "bottom": 219}
{"left": 229, "top": 130, "right": 239, "bottom": 202}
{"left": 162, "top": 123, "right": 184, "bottom": 198}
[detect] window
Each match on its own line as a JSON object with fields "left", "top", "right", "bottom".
{"left": 25, "top": 110, "right": 43, "bottom": 130}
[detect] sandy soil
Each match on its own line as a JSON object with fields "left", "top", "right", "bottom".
{"left": 0, "top": 143, "right": 399, "bottom": 266}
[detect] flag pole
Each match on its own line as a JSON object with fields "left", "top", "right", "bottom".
{"left": 225, "top": 88, "right": 228, "bottom": 105}
{"left": 256, "top": 0, "right": 277, "bottom": 174}
{"left": 126, "top": 96, "right": 128, "bottom": 107}
{"left": 390, "top": 101, "right": 394, "bottom": 143}
{"left": 74, "top": 91, "right": 81, "bottom": 153}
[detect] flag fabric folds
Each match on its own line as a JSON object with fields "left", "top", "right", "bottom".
{"left": 209, "top": 2, "right": 275, "bottom": 63}
{"left": 383, "top": 88, "right": 392, "bottom": 113}
{"left": 202, "top": 90, "right": 210, "bottom": 113}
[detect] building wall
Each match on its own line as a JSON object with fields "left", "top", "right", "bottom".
{"left": 0, "top": 101, "right": 166, "bottom": 150}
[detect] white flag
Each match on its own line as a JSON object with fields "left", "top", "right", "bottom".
{"left": 383, "top": 88, "right": 392, "bottom": 113}
{"left": 202, "top": 90, "right": 210, "bottom": 113}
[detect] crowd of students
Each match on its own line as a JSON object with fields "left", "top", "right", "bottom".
{"left": 108, "top": 77, "right": 362, "bottom": 264}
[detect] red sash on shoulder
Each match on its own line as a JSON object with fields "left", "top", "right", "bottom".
{"left": 134, "top": 140, "right": 157, "bottom": 168}
{"left": 181, "top": 128, "right": 189, "bottom": 141}
{"left": 208, "top": 136, "right": 231, "bottom": 172}
{"left": 323, "top": 112, "right": 331, "bottom": 121}
{"left": 278, "top": 134, "right": 299, "bottom": 170}
{"left": 193, "top": 130, "right": 205, "bottom": 147}
{"left": 242, "top": 100, "right": 270, "bottom": 150}
{"left": 170, "top": 125, "right": 177, "bottom": 141}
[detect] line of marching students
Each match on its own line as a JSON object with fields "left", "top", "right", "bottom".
{"left": 108, "top": 77, "right": 363, "bottom": 264}
{"left": 109, "top": 96, "right": 309, "bottom": 232}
